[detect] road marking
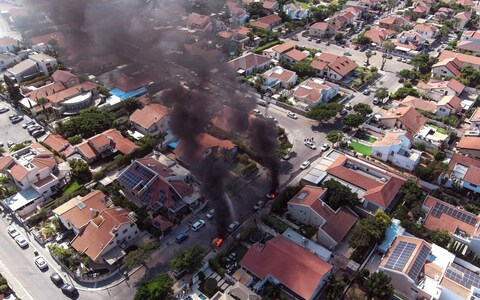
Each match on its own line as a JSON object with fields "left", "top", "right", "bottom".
{"left": 0, "top": 258, "right": 34, "bottom": 300}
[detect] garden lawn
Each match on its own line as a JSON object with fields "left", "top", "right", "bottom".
{"left": 350, "top": 141, "right": 372, "bottom": 156}
{"left": 294, "top": 0, "right": 311, "bottom": 9}
{"left": 64, "top": 181, "right": 81, "bottom": 193}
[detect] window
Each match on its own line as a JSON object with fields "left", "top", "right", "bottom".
{"left": 122, "top": 228, "right": 128, "bottom": 234}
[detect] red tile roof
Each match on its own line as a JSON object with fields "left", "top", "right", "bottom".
{"left": 284, "top": 48, "right": 307, "bottom": 62}
{"left": 250, "top": 14, "right": 282, "bottom": 29}
{"left": 471, "top": 107, "right": 480, "bottom": 123}
{"left": 399, "top": 96, "right": 437, "bottom": 113}
{"left": 151, "top": 215, "right": 173, "bottom": 231}
{"left": 7, "top": 162, "right": 29, "bottom": 182}
{"left": 43, "top": 134, "right": 70, "bottom": 153}
{"left": 88, "top": 134, "right": 110, "bottom": 150}
{"left": 130, "top": 103, "right": 171, "bottom": 130}
{"left": 26, "top": 82, "right": 66, "bottom": 101}
{"left": 31, "top": 157, "right": 56, "bottom": 172}
{"left": 30, "top": 31, "right": 66, "bottom": 48}
{"left": 46, "top": 82, "right": 97, "bottom": 104}
{"left": 448, "top": 153, "right": 480, "bottom": 171}
{"left": 271, "top": 40, "right": 296, "bottom": 54}
{"left": 241, "top": 235, "right": 333, "bottom": 300}
{"left": 438, "top": 50, "right": 480, "bottom": 69}
{"left": 457, "top": 136, "right": 480, "bottom": 150}
{"left": 423, "top": 196, "right": 479, "bottom": 236}
{"left": 380, "top": 106, "right": 427, "bottom": 134}
{"left": 0, "top": 156, "right": 13, "bottom": 170}
{"left": 212, "top": 105, "right": 251, "bottom": 134}
{"left": 33, "top": 174, "right": 56, "bottom": 188}
{"left": 0, "top": 36, "right": 17, "bottom": 46}
{"left": 228, "top": 53, "right": 271, "bottom": 72}
{"left": 174, "top": 133, "right": 236, "bottom": 162}
{"left": 310, "top": 22, "right": 332, "bottom": 31}
{"left": 76, "top": 141, "right": 98, "bottom": 160}
{"left": 328, "top": 56, "right": 358, "bottom": 76}
{"left": 51, "top": 70, "right": 78, "bottom": 85}
{"left": 103, "top": 129, "right": 138, "bottom": 155}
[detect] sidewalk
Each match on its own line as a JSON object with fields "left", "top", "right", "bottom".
{"left": 0, "top": 258, "right": 33, "bottom": 300}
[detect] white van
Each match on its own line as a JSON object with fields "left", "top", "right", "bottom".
{"left": 191, "top": 220, "right": 206, "bottom": 232}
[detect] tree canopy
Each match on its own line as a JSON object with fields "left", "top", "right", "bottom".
{"left": 322, "top": 179, "right": 360, "bottom": 210}
{"left": 306, "top": 102, "right": 342, "bottom": 122}
{"left": 457, "top": 66, "right": 480, "bottom": 88}
{"left": 428, "top": 229, "right": 451, "bottom": 248}
{"left": 364, "top": 272, "right": 394, "bottom": 300}
{"left": 58, "top": 107, "right": 115, "bottom": 138}
{"left": 171, "top": 245, "right": 206, "bottom": 274}
{"left": 374, "top": 87, "right": 389, "bottom": 100}
{"left": 134, "top": 273, "right": 173, "bottom": 300}
{"left": 281, "top": 61, "right": 315, "bottom": 78}
{"left": 68, "top": 159, "right": 92, "bottom": 184}
{"left": 411, "top": 54, "right": 436, "bottom": 74}
{"left": 341, "top": 113, "right": 365, "bottom": 128}
{"left": 349, "top": 210, "right": 391, "bottom": 250}
{"left": 353, "top": 103, "right": 373, "bottom": 116}
{"left": 326, "top": 130, "right": 345, "bottom": 144}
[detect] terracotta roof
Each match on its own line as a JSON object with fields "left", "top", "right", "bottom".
{"left": 310, "top": 22, "right": 332, "bottom": 30}
{"left": 250, "top": 14, "right": 282, "bottom": 29}
{"left": 30, "top": 31, "right": 66, "bottom": 48}
{"left": 423, "top": 196, "right": 479, "bottom": 236}
{"left": 151, "top": 215, "right": 173, "bottom": 231}
{"left": 46, "top": 82, "right": 97, "bottom": 104}
{"left": 0, "top": 36, "right": 17, "bottom": 46}
{"left": 380, "top": 106, "right": 427, "bottom": 134}
{"left": 31, "top": 157, "right": 56, "bottom": 171}
{"left": 33, "top": 174, "right": 56, "bottom": 188}
{"left": 437, "top": 95, "right": 462, "bottom": 110}
{"left": 413, "top": 24, "right": 437, "bottom": 33}
{"left": 365, "top": 26, "right": 395, "bottom": 45}
{"left": 7, "top": 162, "right": 29, "bottom": 182}
{"left": 130, "top": 103, "right": 171, "bottom": 130}
{"left": 373, "top": 130, "right": 413, "bottom": 147}
{"left": 212, "top": 105, "right": 251, "bottom": 134}
{"left": 284, "top": 48, "right": 307, "bottom": 62}
{"left": 417, "top": 78, "right": 464, "bottom": 94}
{"left": 102, "top": 129, "right": 138, "bottom": 155}
{"left": 30, "top": 142, "right": 53, "bottom": 156}
{"left": 456, "top": 40, "right": 480, "bottom": 53}
{"left": 0, "top": 156, "right": 13, "bottom": 170}
{"left": 432, "top": 58, "right": 462, "bottom": 77}
{"left": 54, "top": 190, "right": 108, "bottom": 229}
{"left": 262, "top": 0, "right": 278, "bottom": 10}
{"left": 455, "top": 11, "right": 471, "bottom": 20}
{"left": 448, "top": 153, "right": 480, "bottom": 171}
{"left": 43, "top": 134, "right": 70, "bottom": 153}
{"left": 170, "top": 180, "right": 194, "bottom": 198}
{"left": 294, "top": 86, "right": 322, "bottom": 103}
{"left": 328, "top": 56, "right": 358, "bottom": 76}
{"left": 174, "top": 133, "right": 236, "bottom": 162}
{"left": 438, "top": 50, "right": 480, "bottom": 69}
{"left": 271, "top": 40, "right": 296, "bottom": 54}
{"left": 263, "top": 66, "right": 296, "bottom": 83}
{"left": 464, "top": 166, "right": 480, "bottom": 186}
{"left": 186, "top": 13, "right": 211, "bottom": 29}
{"left": 399, "top": 96, "right": 437, "bottom": 113}
{"left": 135, "top": 157, "right": 175, "bottom": 178}
{"left": 51, "top": 70, "right": 78, "bottom": 84}
{"left": 71, "top": 207, "right": 134, "bottom": 261}
{"left": 228, "top": 53, "right": 271, "bottom": 72}
{"left": 471, "top": 107, "right": 480, "bottom": 123}
{"left": 457, "top": 136, "right": 480, "bottom": 150}
{"left": 290, "top": 186, "right": 358, "bottom": 242}
{"left": 76, "top": 141, "right": 98, "bottom": 160}
{"left": 447, "top": 78, "right": 465, "bottom": 94}
{"left": 240, "top": 235, "right": 333, "bottom": 300}
{"left": 27, "top": 82, "right": 66, "bottom": 101}
{"left": 317, "top": 52, "right": 340, "bottom": 64}
{"left": 310, "top": 59, "right": 328, "bottom": 71}
{"left": 89, "top": 134, "right": 111, "bottom": 150}
{"left": 380, "top": 235, "right": 431, "bottom": 280}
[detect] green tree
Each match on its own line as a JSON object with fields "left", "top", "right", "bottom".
{"left": 398, "top": 69, "right": 419, "bottom": 82}
{"left": 353, "top": 103, "right": 373, "bottom": 116}
{"left": 390, "top": 86, "right": 420, "bottom": 99}
{"left": 365, "top": 272, "right": 394, "bottom": 300}
{"left": 124, "top": 97, "right": 141, "bottom": 114}
{"left": 433, "top": 151, "right": 446, "bottom": 161}
{"left": 342, "top": 113, "right": 365, "bottom": 128}
{"left": 3, "top": 74, "right": 22, "bottom": 104}
{"left": 465, "top": 203, "right": 480, "bottom": 215}
{"left": 334, "top": 33, "right": 344, "bottom": 41}
{"left": 306, "top": 102, "right": 342, "bottom": 122}
{"left": 355, "top": 35, "right": 371, "bottom": 45}
{"left": 365, "top": 51, "right": 373, "bottom": 65}
{"left": 401, "top": 179, "right": 424, "bottom": 208}
{"left": 68, "top": 159, "right": 92, "bottom": 183}
{"left": 374, "top": 87, "right": 389, "bottom": 100}
{"left": 113, "top": 116, "right": 131, "bottom": 133}
{"left": 349, "top": 210, "right": 391, "bottom": 250}
{"left": 170, "top": 245, "right": 206, "bottom": 274}
{"left": 324, "top": 275, "right": 346, "bottom": 300}
{"left": 204, "top": 278, "right": 218, "bottom": 295}
{"left": 411, "top": 54, "right": 436, "bottom": 74}
{"left": 134, "top": 273, "right": 173, "bottom": 300}
{"left": 67, "top": 135, "right": 83, "bottom": 145}
{"left": 322, "top": 179, "right": 360, "bottom": 210}
{"left": 281, "top": 61, "right": 315, "bottom": 78}
{"left": 428, "top": 229, "right": 451, "bottom": 248}
{"left": 61, "top": 107, "right": 115, "bottom": 138}
{"left": 457, "top": 66, "right": 480, "bottom": 88}
{"left": 326, "top": 130, "right": 345, "bottom": 144}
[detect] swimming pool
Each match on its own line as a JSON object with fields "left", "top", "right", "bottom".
{"left": 378, "top": 219, "right": 405, "bottom": 254}
{"left": 199, "top": 294, "right": 207, "bottom": 300}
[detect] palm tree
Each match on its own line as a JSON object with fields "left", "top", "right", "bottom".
{"left": 365, "top": 51, "right": 373, "bottom": 66}
{"left": 381, "top": 40, "right": 395, "bottom": 70}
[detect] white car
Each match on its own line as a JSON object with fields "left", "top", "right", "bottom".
{"left": 320, "top": 143, "right": 330, "bottom": 151}
{"left": 206, "top": 209, "right": 215, "bottom": 219}
{"left": 15, "top": 235, "right": 28, "bottom": 248}
{"left": 191, "top": 220, "right": 206, "bottom": 232}
{"left": 266, "top": 115, "right": 278, "bottom": 122}
{"left": 253, "top": 201, "right": 264, "bottom": 210}
{"left": 300, "top": 161, "right": 311, "bottom": 169}
{"left": 373, "top": 98, "right": 380, "bottom": 105}
{"left": 34, "top": 256, "right": 48, "bottom": 270}
{"left": 287, "top": 112, "right": 298, "bottom": 119}
{"left": 7, "top": 226, "right": 19, "bottom": 238}
{"left": 305, "top": 141, "right": 316, "bottom": 150}
{"left": 227, "top": 221, "right": 240, "bottom": 233}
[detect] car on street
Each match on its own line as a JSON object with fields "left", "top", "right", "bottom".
{"left": 15, "top": 235, "right": 28, "bottom": 248}
{"left": 0, "top": 107, "right": 8, "bottom": 113}
{"left": 61, "top": 284, "right": 78, "bottom": 298}
{"left": 22, "top": 120, "right": 36, "bottom": 128}
{"left": 253, "top": 201, "right": 264, "bottom": 210}
{"left": 191, "top": 219, "right": 206, "bottom": 231}
{"left": 300, "top": 161, "right": 311, "bottom": 169}
{"left": 340, "top": 109, "right": 348, "bottom": 116}
{"left": 31, "top": 129, "right": 45, "bottom": 138}
{"left": 282, "top": 152, "right": 292, "bottom": 160}
{"left": 287, "top": 112, "right": 298, "bottom": 119}
{"left": 11, "top": 116, "right": 23, "bottom": 123}
{"left": 343, "top": 51, "right": 352, "bottom": 56}
{"left": 406, "top": 59, "right": 411, "bottom": 63}
{"left": 387, "top": 54, "right": 393, "bottom": 59}
{"left": 9, "top": 114, "right": 18, "bottom": 120}
{"left": 7, "top": 226, "right": 19, "bottom": 238}
{"left": 316, "top": 39, "right": 321, "bottom": 43}
{"left": 304, "top": 141, "right": 316, "bottom": 150}
{"left": 34, "top": 256, "right": 48, "bottom": 270}
{"left": 320, "top": 143, "right": 330, "bottom": 152}
{"left": 266, "top": 115, "right": 277, "bottom": 122}
{"left": 7, "top": 141, "right": 15, "bottom": 148}
{"left": 175, "top": 232, "right": 189, "bottom": 244}
{"left": 373, "top": 98, "right": 380, "bottom": 105}
{"left": 227, "top": 221, "right": 240, "bottom": 233}
{"left": 307, "top": 37, "right": 312, "bottom": 41}
{"left": 27, "top": 125, "right": 42, "bottom": 133}
{"left": 363, "top": 89, "right": 371, "bottom": 95}
{"left": 344, "top": 104, "right": 352, "bottom": 110}
{"left": 252, "top": 109, "right": 261, "bottom": 116}
{"left": 50, "top": 272, "right": 64, "bottom": 286}
{"left": 206, "top": 209, "right": 215, "bottom": 219}
{"left": 397, "top": 57, "right": 403, "bottom": 62}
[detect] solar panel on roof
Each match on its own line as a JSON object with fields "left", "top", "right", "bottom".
{"left": 298, "top": 192, "right": 308, "bottom": 200}
{"left": 429, "top": 201, "right": 478, "bottom": 226}
{"left": 445, "top": 263, "right": 480, "bottom": 289}
{"left": 407, "top": 245, "right": 430, "bottom": 281}
{"left": 385, "top": 241, "right": 417, "bottom": 271}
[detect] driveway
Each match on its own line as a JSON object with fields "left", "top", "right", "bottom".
{"left": 0, "top": 101, "right": 39, "bottom": 152}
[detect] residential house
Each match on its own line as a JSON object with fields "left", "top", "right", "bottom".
{"left": 436, "top": 50, "right": 480, "bottom": 72}
{"left": 70, "top": 207, "right": 138, "bottom": 264}
{"left": 394, "top": 31, "right": 425, "bottom": 53}
{"left": 30, "top": 31, "right": 66, "bottom": 54}
{"left": 293, "top": 78, "right": 339, "bottom": 109}
{"left": 263, "top": 40, "right": 307, "bottom": 63}
{"left": 225, "top": 1, "right": 250, "bottom": 24}
{"left": 399, "top": 96, "right": 437, "bottom": 115}
{"left": 324, "top": 154, "right": 405, "bottom": 212}
{"left": 43, "top": 134, "right": 76, "bottom": 158}
{"left": 371, "top": 130, "right": 422, "bottom": 171}
{"left": 217, "top": 26, "right": 251, "bottom": 49}
{"left": 412, "top": 24, "right": 438, "bottom": 40}
{"left": 378, "top": 15, "right": 410, "bottom": 31}
{"left": 0, "top": 36, "right": 18, "bottom": 53}
{"left": 130, "top": 103, "right": 171, "bottom": 137}
{"left": 53, "top": 190, "right": 109, "bottom": 234}
{"left": 308, "top": 22, "right": 336, "bottom": 39}
{"left": 379, "top": 106, "right": 427, "bottom": 135}
{"left": 0, "top": 53, "right": 20, "bottom": 71}
{"left": 364, "top": 26, "right": 396, "bottom": 45}
{"left": 117, "top": 155, "right": 199, "bottom": 214}
{"left": 186, "top": 13, "right": 213, "bottom": 32}
{"left": 262, "top": 0, "right": 279, "bottom": 12}
{"left": 45, "top": 82, "right": 98, "bottom": 116}
{"left": 444, "top": 153, "right": 480, "bottom": 194}
{"left": 51, "top": 70, "right": 80, "bottom": 88}
{"left": 228, "top": 53, "right": 271, "bottom": 76}
{"left": 310, "top": 52, "right": 358, "bottom": 81}
{"left": 151, "top": 215, "right": 173, "bottom": 237}
{"left": 456, "top": 136, "right": 480, "bottom": 159}
{"left": 211, "top": 282, "right": 261, "bottom": 300}
{"left": 417, "top": 79, "right": 465, "bottom": 101}
{"left": 434, "top": 7, "right": 453, "bottom": 21}
{"left": 287, "top": 186, "right": 358, "bottom": 249}
{"left": 174, "top": 133, "right": 237, "bottom": 166}
{"left": 240, "top": 235, "right": 333, "bottom": 300}
{"left": 431, "top": 57, "right": 463, "bottom": 78}
{"left": 411, "top": 0, "right": 433, "bottom": 18}
{"left": 470, "top": 107, "right": 480, "bottom": 129}
{"left": 76, "top": 129, "right": 138, "bottom": 164}
{"left": 454, "top": 11, "right": 471, "bottom": 29}
{"left": 326, "top": 7, "right": 362, "bottom": 30}
{"left": 283, "top": 3, "right": 310, "bottom": 19}
{"left": 7, "top": 53, "right": 57, "bottom": 82}
{"left": 0, "top": 143, "right": 66, "bottom": 216}
{"left": 436, "top": 95, "right": 462, "bottom": 117}
{"left": 457, "top": 30, "right": 480, "bottom": 53}
{"left": 261, "top": 66, "right": 298, "bottom": 90}
{"left": 249, "top": 14, "right": 282, "bottom": 31}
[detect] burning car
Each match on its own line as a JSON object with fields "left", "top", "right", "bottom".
{"left": 266, "top": 190, "right": 278, "bottom": 200}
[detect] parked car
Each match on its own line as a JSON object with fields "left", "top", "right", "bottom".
{"left": 253, "top": 201, "right": 264, "bottom": 210}
{"left": 266, "top": 115, "right": 277, "bottom": 123}
{"left": 227, "top": 221, "right": 240, "bottom": 233}
{"left": 344, "top": 104, "right": 352, "bottom": 110}
{"left": 34, "top": 256, "right": 48, "bottom": 270}
{"left": 50, "top": 272, "right": 64, "bottom": 286}
{"left": 387, "top": 54, "right": 393, "bottom": 59}
{"left": 320, "top": 143, "right": 330, "bottom": 152}
{"left": 175, "top": 233, "right": 188, "bottom": 244}
{"left": 0, "top": 107, "right": 9, "bottom": 113}
{"left": 15, "top": 235, "right": 28, "bottom": 248}
{"left": 300, "top": 161, "right": 311, "bottom": 169}
{"left": 282, "top": 152, "right": 292, "bottom": 160}
{"left": 22, "top": 120, "right": 36, "bottom": 128}
{"left": 397, "top": 57, "right": 403, "bottom": 61}
{"left": 191, "top": 220, "right": 206, "bottom": 232}
{"left": 27, "top": 125, "right": 42, "bottom": 133}
{"left": 287, "top": 112, "right": 298, "bottom": 119}
{"left": 316, "top": 39, "right": 321, "bottom": 43}
{"left": 307, "top": 37, "right": 312, "bottom": 41}
{"left": 6, "top": 141, "right": 15, "bottom": 147}
{"left": 340, "top": 109, "right": 348, "bottom": 116}
{"left": 363, "top": 89, "right": 371, "bottom": 95}
{"left": 304, "top": 141, "right": 316, "bottom": 150}
{"left": 31, "top": 129, "right": 46, "bottom": 138}
{"left": 11, "top": 116, "right": 23, "bottom": 123}
{"left": 252, "top": 109, "right": 261, "bottom": 115}
{"left": 373, "top": 98, "right": 380, "bottom": 105}
{"left": 343, "top": 51, "right": 352, "bottom": 56}
{"left": 61, "top": 284, "right": 78, "bottom": 298}
{"left": 206, "top": 209, "right": 215, "bottom": 219}
{"left": 9, "top": 114, "right": 18, "bottom": 120}
{"left": 7, "top": 226, "right": 19, "bottom": 238}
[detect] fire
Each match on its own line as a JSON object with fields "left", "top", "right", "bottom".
{"left": 215, "top": 238, "right": 223, "bottom": 248}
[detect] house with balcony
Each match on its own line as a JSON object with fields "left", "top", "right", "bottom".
{"left": 7, "top": 53, "right": 57, "bottom": 82}
{"left": 217, "top": 26, "right": 252, "bottom": 49}
{"left": 457, "top": 30, "right": 480, "bottom": 53}
{"left": 0, "top": 143, "right": 67, "bottom": 216}
{"left": 130, "top": 103, "right": 171, "bottom": 137}
{"left": 51, "top": 70, "right": 80, "bottom": 88}
{"left": 225, "top": 1, "right": 250, "bottom": 24}
{"left": 174, "top": 133, "right": 237, "bottom": 166}
{"left": 371, "top": 130, "right": 422, "bottom": 171}
{"left": 379, "top": 106, "right": 427, "bottom": 136}
{"left": 249, "top": 14, "right": 282, "bottom": 31}
{"left": 416, "top": 78, "right": 465, "bottom": 101}
{"left": 261, "top": 66, "right": 298, "bottom": 90}
{"left": 308, "top": 22, "right": 336, "bottom": 38}
{"left": 378, "top": 15, "right": 410, "bottom": 31}
{"left": 412, "top": 24, "right": 438, "bottom": 41}
{"left": 263, "top": 40, "right": 307, "bottom": 63}
{"left": 287, "top": 186, "right": 358, "bottom": 249}
{"left": 186, "top": 13, "right": 214, "bottom": 32}
{"left": 46, "top": 82, "right": 99, "bottom": 116}
{"left": 292, "top": 78, "right": 339, "bottom": 109}
{"left": 454, "top": 11, "right": 471, "bottom": 29}
{"left": 240, "top": 235, "right": 333, "bottom": 300}
{"left": 365, "top": 27, "right": 396, "bottom": 45}
{"left": 310, "top": 52, "right": 358, "bottom": 81}
{"left": 283, "top": 3, "right": 311, "bottom": 19}
{"left": 433, "top": 51, "right": 480, "bottom": 77}
{"left": 444, "top": 153, "right": 480, "bottom": 194}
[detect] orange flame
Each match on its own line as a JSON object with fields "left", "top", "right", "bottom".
{"left": 215, "top": 238, "right": 224, "bottom": 248}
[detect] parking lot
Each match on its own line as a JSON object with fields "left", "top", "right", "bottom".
{"left": 0, "top": 101, "right": 43, "bottom": 153}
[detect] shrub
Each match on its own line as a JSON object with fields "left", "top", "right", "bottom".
{"left": 0, "top": 284, "right": 9, "bottom": 294}
{"left": 67, "top": 135, "right": 83, "bottom": 145}
{"left": 204, "top": 278, "right": 218, "bottom": 295}
{"left": 434, "top": 151, "right": 446, "bottom": 161}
